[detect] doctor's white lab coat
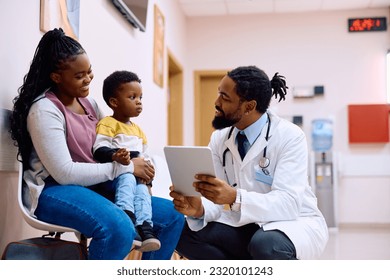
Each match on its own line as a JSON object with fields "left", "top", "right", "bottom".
{"left": 186, "top": 110, "right": 329, "bottom": 260}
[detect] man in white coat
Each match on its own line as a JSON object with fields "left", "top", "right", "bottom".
{"left": 170, "top": 66, "right": 329, "bottom": 260}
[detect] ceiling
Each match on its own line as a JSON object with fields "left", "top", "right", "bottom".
{"left": 178, "top": 0, "right": 390, "bottom": 17}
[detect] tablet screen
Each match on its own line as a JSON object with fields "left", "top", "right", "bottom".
{"left": 164, "top": 146, "right": 216, "bottom": 196}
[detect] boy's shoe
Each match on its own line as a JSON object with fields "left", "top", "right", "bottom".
{"left": 124, "top": 210, "right": 142, "bottom": 249}
{"left": 136, "top": 221, "right": 161, "bottom": 252}
{"left": 132, "top": 232, "right": 143, "bottom": 249}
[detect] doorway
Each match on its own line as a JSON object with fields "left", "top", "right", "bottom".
{"left": 194, "top": 70, "right": 227, "bottom": 146}
{"left": 167, "top": 50, "right": 183, "bottom": 145}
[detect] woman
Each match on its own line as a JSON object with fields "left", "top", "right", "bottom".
{"left": 10, "top": 28, "right": 184, "bottom": 260}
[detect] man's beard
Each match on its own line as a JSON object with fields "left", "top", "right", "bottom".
{"left": 212, "top": 116, "right": 238, "bottom": 129}
{"left": 212, "top": 106, "right": 241, "bottom": 130}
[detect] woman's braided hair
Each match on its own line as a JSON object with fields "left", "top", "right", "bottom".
{"left": 227, "top": 66, "right": 288, "bottom": 113}
{"left": 10, "top": 28, "right": 85, "bottom": 169}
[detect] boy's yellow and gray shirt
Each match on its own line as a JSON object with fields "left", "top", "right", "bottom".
{"left": 93, "top": 116, "right": 148, "bottom": 155}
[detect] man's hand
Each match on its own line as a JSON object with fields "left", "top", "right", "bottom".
{"left": 112, "top": 148, "right": 130, "bottom": 165}
{"left": 193, "top": 174, "right": 236, "bottom": 206}
{"left": 170, "top": 187, "right": 204, "bottom": 218}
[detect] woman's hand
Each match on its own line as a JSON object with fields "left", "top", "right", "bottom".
{"left": 131, "top": 157, "right": 155, "bottom": 183}
{"left": 170, "top": 187, "right": 204, "bottom": 218}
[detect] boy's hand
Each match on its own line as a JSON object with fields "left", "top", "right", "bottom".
{"left": 112, "top": 148, "right": 130, "bottom": 165}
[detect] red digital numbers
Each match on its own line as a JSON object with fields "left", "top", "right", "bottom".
{"left": 348, "top": 17, "right": 387, "bottom": 32}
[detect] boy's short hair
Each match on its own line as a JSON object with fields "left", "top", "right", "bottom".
{"left": 102, "top": 70, "right": 141, "bottom": 106}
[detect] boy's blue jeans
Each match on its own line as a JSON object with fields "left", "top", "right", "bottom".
{"left": 34, "top": 177, "right": 184, "bottom": 260}
{"left": 113, "top": 173, "right": 152, "bottom": 226}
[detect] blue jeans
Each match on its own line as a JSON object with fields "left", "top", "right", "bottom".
{"left": 113, "top": 173, "right": 152, "bottom": 226}
{"left": 35, "top": 179, "right": 185, "bottom": 260}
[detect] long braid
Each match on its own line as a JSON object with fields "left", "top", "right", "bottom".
{"left": 271, "top": 72, "right": 288, "bottom": 102}
{"left": 10, "top": 28, "right": 85, "bottom": 169}
{"left": 227, "top": 66, "right": 288, "bottom": 114}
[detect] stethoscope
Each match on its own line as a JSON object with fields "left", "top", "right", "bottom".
{"left": 222, "top": 113, "right": 271, "bottom": 184}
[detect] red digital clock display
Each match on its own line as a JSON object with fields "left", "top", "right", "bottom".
{"left": 348, "top": 17, "right": 387, "bottom": 32}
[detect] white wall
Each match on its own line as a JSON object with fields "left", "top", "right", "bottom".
{"left": 184, "top": 9, "right": 390, "bottom": 225}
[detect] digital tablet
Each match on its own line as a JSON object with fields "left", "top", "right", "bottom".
{"left": 164, "top": 146, "right": 216, "bottom": 196}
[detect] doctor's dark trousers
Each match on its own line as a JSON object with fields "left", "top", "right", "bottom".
{"left": 176, "top": 221, "right": 297, "bottom": 260}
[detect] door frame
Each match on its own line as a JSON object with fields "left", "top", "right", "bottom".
{"left": 194, "top": 70, "right": 228, "bottom": 145}
{"left": 167, "top": 49, "right": 184, "bottom": 145}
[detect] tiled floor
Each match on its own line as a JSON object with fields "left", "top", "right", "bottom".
{"left": 319, "top": 226, "right": 390, "bottom": 260}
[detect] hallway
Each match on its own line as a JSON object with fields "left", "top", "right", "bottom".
{"left": 319, "top": 226, "right": 390, "bottom": 260}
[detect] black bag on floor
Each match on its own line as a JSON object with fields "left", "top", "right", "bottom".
{"left": 1, "top": 236, "right": 88, "bottom": 260}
